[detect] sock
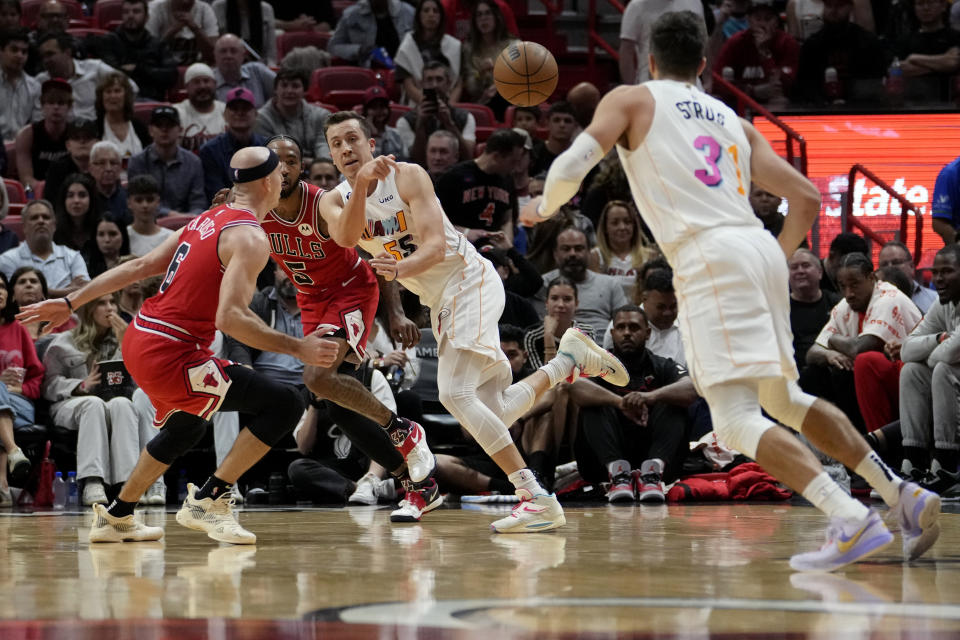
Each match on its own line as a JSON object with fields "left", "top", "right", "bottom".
{"left": 106, "top": 498, "right": 136, "bottom": 518}
{"left": 508, "top": 467, "right": 546, "bottom": 497}
{"left": 384, "top": 414, "right": 411, "bottom": 444}
{"left": 540, "top": 352, "right": 576, "bottom": 387}
{"left": 606, "top": 459, "right": 630, "bottom": 478}
{"left": 196, "top": 475, "right": 233, "bottom": 501}
{"left": 488, "top": 477, "right": 514, "bottom": 494}
{"left": 854, "top": 450, "right": 902, "bottom": 507}
{"left": 802, "top": 471, "right": 870, "bottom": 521}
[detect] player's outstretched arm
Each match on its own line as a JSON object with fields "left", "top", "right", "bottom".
{"left": 15, "top": 227, "right": 185, "bottom": 333}
{"left": 742, "top": 118, "right": 821, "bottom": 257}
{"left": 216, "top": 225, "right": 340, "bottom": 368}
{"left": 322, "top": 155, "right": 397, "bottom": 248}
{"left": 520, "top": 86, "right": 648, "bottom": 227}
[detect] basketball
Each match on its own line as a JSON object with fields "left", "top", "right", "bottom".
{"left": 494, "top": 41, "right": 558, "bottom": 107}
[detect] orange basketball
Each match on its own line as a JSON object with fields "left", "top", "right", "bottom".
{"left": 494, "top": 41, "right": 558, "bottom": 107}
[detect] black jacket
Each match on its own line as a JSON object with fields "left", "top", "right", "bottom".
{"left": 99, "top": 29, "right": 179, "bottom": 101}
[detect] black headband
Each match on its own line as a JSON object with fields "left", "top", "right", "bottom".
{"left": 231, "top": 149, "right": 280, "bottom": 184}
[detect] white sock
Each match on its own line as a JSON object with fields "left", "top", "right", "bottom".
{"left": 540, "top": 352, "right": 575, "bottom": 387}
{"left": 854, "top": 451, "right": 902, "bottom": 507}
{"left": 802, "top": 471, "right": 870, "bottom": 521}
{"left": 508, "top": 468, "right": 546, "bottom": 497}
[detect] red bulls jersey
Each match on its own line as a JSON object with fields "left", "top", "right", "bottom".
{"left": 135, "top": 204, "right": 263, "bottom": 348}
{"left": 261, "top": 181, "right": 367, "bottom": 301}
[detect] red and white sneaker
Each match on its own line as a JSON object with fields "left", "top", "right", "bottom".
{"left": 395, "top": 419, "right": 436, "bottom": 483}
{"left": 607, "top": 473, "right": 635, "bottom": 503}
{"left": 391, "top": 478, "right": 443, "bottom": 523}
{"left": 635, "top": 459, "right": 666, "bottom": 503}
{"left": 557, "top": 328, "right": 629, "bottom": 386}
{"left": 490, "top": 491, "right": 566, "bottom": 533}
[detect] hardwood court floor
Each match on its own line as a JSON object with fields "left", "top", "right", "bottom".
{"left": 1, "top": 500, "right": 960, "bottom": 639}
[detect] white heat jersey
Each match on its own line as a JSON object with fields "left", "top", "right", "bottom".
{"left": 334, "top": 166, "right": 481, "bottom": 308}
{"left": 618, "top": 80, "right": 761, "bottom": 261}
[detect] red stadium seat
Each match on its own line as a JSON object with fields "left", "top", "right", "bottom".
{"left": 307, "top": 66, "right": 380, "bottom": 103}
{"left": 158, "top": 214, "right": 195, "bottom": 230}
{"left": 322, "top": 89, "right": 367, "bottom": 111}
{"left": 332, "top": 0, "right": 353, "bottom": 19}
{"left": 133, "top": 102, "right": 172, "bottom": 128}
{"left": 4, "top": 178, "right": 26, "bottom": 204}
{"left": 276, "top": 31, "right": 331, "bottom": 60}
{"left": 66, "top": 27, "right": 109, "bottom": 38}
{"left": 21, "top": 0, "right": 82, "bottom": 27}
{"left": 475, "top": 125, "right": 497, "bottom": 142}
{"left": 389, "top": 103, "right": 411, "bottom": 126}
{"left": 92, "top": 0, "right": 124, "bottom": 29}
{"left": 452, "top": 102, "right": 498, "bottom": 127}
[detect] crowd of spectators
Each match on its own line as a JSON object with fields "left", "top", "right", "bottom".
{"left": 0, "top": 0, "right": 956, "bottom": 510}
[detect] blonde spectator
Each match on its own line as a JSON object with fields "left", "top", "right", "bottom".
{"left": 589, "top": 200, "right": 658, "bottom": 301}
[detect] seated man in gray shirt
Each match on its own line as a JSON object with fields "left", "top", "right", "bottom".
{"left": 535, "top": 226, "right": 628, "bottom": 330}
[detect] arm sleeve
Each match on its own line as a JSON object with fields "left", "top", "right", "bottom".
{"left": 328, "top": 13, "right": 364, "bottom": 62}
{"left": 41, "top": 339, "right": 85, "bottom": 402}
{"left": 200, "top": 3, "right": 221, "bottom": 36}
{"left": 901, "top": 303, "right": 944, "bottom": 362}
{"left": 70, "top": 251, "right": 90, "bottom": 281}
{"left": 538, "top": 132, "right": 605, "bottom": 219}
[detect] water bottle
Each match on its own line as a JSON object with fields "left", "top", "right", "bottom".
{"left": 886, "top": 57, "right": 904, "bottom": 105}
{"left": 53, "top": 472, "right": 67, "bottom": 509}
{"left": 178, "top": 469, "right": 188, "bottom": 502}
{"left": 66, "top": 471, "right": 78, "bottom": 506}
{"left": 24, "top": 185, "right": 34, "bottom": 201}
{"left": 385, "top": 364, "right": 404, "bottom": 391}
{"left": 823, "top": 67, "right": 843, "bottom": 104}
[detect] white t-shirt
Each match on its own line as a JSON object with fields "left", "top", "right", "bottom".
{"left": 815, "top": 281, "right": 922, "bottom": 347}
{"left": 128, "top": 226, "right": 174, "bottom": 257}
{"left": 620, "top": 0, "right": 705, "bottom": 84}
{"left": 175, "top": 99, "right": 226, "bottom": 153}
{"left": 102, "top": 119, "right": 143, "bottom": 161}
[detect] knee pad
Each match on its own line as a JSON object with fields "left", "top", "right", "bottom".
{"left": 701, "top": 384, "right": 776, "bottom": 460}
{"left": 247, "top": 384, "right": 305, "bottom": 447}
{"left": 758, "top": 378, "right": 816, "bottom": 431}
{"left": 146, "top": 413, "right": 209, "bottom": 465}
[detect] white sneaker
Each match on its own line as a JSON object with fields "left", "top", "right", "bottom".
{"left": 789, "top": 510, "right": 893, "bottom": 572}
{"left": 175, "top": 483, "right": 256, "bottom": 544}
{"left": 230, "top": 484, "right": 244, "bottom": 504}
{"left": 7, "top": 448, "right": 30, "bottom": 483}
{"left": 88, "top": 503, "right": 164, "bottom": 543}
{"left": 348, "top": 473, "right": 380, "bottom": 505}
{"left": 557, "top": 328, "right": 629, "bottom": 386}
{"left": 491, "top": 492, "right": 566, "bottom": 533}
{"left": 395, "top": 419, "right": 436, "bottom": 483}
{"left": 140, "top": 481, "right": 166, "bottom": 506}
{"left": 391, "top": 478, "right": 443, "bottom": 522}
{"left": 82, "top": 480, "right": 108, "bottom": 506}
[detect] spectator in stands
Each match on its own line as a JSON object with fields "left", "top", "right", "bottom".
{"left": 580, "top": 153, "right": 633, "bottom": 227}
{"left": 437, "top": 127, "right": 523, "bottom": 244}
{"left": 536, "top": 227, "right": 628, "bottom": 333}
{"left": 42, "top": 292, "right": 143, "bottom": 505}
{"left": 307, "top": 157, "right": 340, "bottom": 190}
{"left": 786, "top": 0, "right": 876, "bottom": 41}
{"left": 146, "top": 0, "right": 218, "bottom": 66}
{"left": 749, "top": 184, "right": 785, "bottom": 237}
{"left": 86, "top": 214, "right": 130, "bottom": 277}
{"left": 442, "top": 0, "right": 517, "bottom": 40}
{"left": 199, "top": 87, "right": 265, "bottom": 200}
{"left": 821, "top": 231, "right": 868, "bottom": 293}
{"left": 808, "top": 252, "right": 922, "bottom": 432}
{"left": 529, "top": 102, "right": 578, "bottom": 177}
{"left": 899, "top": 243, "right": 960, "bottom": 494}
{"left": 14, "top": 77, "right": 70, "bottom": 192}
{"left": 36, "top": 32, "right": 136, "bottom": 122}
{"left": 620, "top": 0, "right": 705, "bottom": 84}
{"left": 329, "top": 0, "right": 415, "bottom": 67}
{"left": 94, "top": 73, "right": 151, "bottom": 162}
{"left": 589, "top": 200, "right": 656, "bottom": 301}
{"left": 0, "top": 200, "right": 89, "bottom": 296}
{"left": 637, "top": 270, "right": 684, "bottom": 366}
{"left": 878, "top": 240, "right": 937, "bottom": 313}
{"left": 100, "top": 0, "right": 179, "bottom": 102}
{"left": 889, "top": 0, "right": 960, "bottom": 102}
{"left": 0, "top": 188, "right": 16, "bottom": 253}
{"left": 0, "top": 28, "right": 39, "bottom": 143}
{"left": 174, "top": 62, "right": 226, "bottom": 153}
{"left": 714, "top": 0, "right": 799, "bottom": 105}
{"left": 460, "top": 0, "right": 517, "bottom": 121}
{"left": 395, "top": 0, "right": 462, "bottom": 105}
{"left": 789, "top": 247, "right": 841, "bottom": 368}
{"left": 88, "top": 141, "right": 129, "bottom": 223}
{"left": 359, "top": 85, "right": 407, "bottom": 160}
{"left": 878, "top": 264, "right": 914, "bottom": 298}
{"left": 480, "top": 248, "right": 539, "bottom": 328}
{"left": 9, "top": 266, "right": 76, "bottom": 339}
{"left": 255, "top": 68, "right": 331, "bottom": 162}
{"left": 566, "top": 82, "right": 600, "bottom": 128}
{"left": 573, "top": 304, "right": 696, "bottom": 503}
{"left": 43, "top": 119, "right": 97, "bottom": 209}
{"left": 397, "top": 60, "right": 476, "bottom": 162}
{"left": 212, "top": 0, "right": 278, "bottom": 65}
{"left": 266, "top": 0, "right": 335, "bottom": 33}
{"left": 0, "top": 0, "right": 20, "bottom": 32}
{"left": 933, "top": 154, "right": 960, "bottom": 245}
{"left": 125, "top": 175, "right": 172, "bottom": 257}
{"left": 795, "top": 0, "right": 886, "bottom": 104}
{"left": 52, "top": 172, "right": 99, "bottom": 255}
{"left": 127, "top": 105, "right": 206, "bottom": 217}
{"left": 524, "top": 276, "right": 597, "bottom": 369}
{"left": 212, "top": 33, "right": 274, "bottom": 108}
{"left": 0, "top": 272, "right": 43, "bottom": 507}
{"left": 425, "top": 129, "right": 459, "bottom": 181}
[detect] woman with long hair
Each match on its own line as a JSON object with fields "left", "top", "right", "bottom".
{"left": 0, "top": 271, "right": 44, "bottom": 506}
{"left": 460, "top": 0, "right": 518, "bottom": 120}
{"left": 53, "top": 173, "right": 102, "bottom": 255}
{"left": 590, "top": 200, "right": 659, "bottom": 300}
{"left": 10, "top": 267, "right": 76, "bottom": 340}
{"left": 41, "top": 292, "right": 152, "bottom": 506}
{"left": 212, "top": 0, "right": 278, "bottom": 64}
{"left": 522, "top": 276, "right": 596, "bottom": 369}
{"left": 86, "top": 215, "right": 131, "bottom": 278}
{"left": 95, "top": 73, "right": 150, "bottom": 162}
{"left": 395, "top": 0, "right": 463, "bottom": 104}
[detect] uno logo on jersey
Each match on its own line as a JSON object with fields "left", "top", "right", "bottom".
{"left": 361, "top": 210, "right": 408, "bottom": 240}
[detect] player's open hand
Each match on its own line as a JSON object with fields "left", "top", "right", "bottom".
{"left": 370, "top": 252, "right": 400, "bottom": 281}
{"left": 16, "top": 298, "right": 73, "bottom": 335}
{"left": 298, "top": 333, "right": 341, "bottom": 368}
{"left": 357, "top": 155, "right": 397, "bottom": 185}
{"left": 519, "top": 196, "right": 545, "bottom": 228}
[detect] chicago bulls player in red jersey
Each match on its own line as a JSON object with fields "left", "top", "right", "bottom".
{"left": 20, "top": 147, "right": 340, "bottom": 544}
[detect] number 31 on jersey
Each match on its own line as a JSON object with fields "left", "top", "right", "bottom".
{"left": 693, "top": 135, "right": 746, "bottom": 195}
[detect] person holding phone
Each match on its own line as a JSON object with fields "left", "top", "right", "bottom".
{"left": 396, "top": 60, "right": 477, "bottom": 164}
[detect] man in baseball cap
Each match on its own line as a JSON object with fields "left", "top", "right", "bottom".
{"left": 198, "top": 85, "right": 266, "bottom": 200}
{"left": 360, "top": 85, "right": 407, "bottom": 159}
{"left": 43, "top": 118, "right": 98, "bottom": 204}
